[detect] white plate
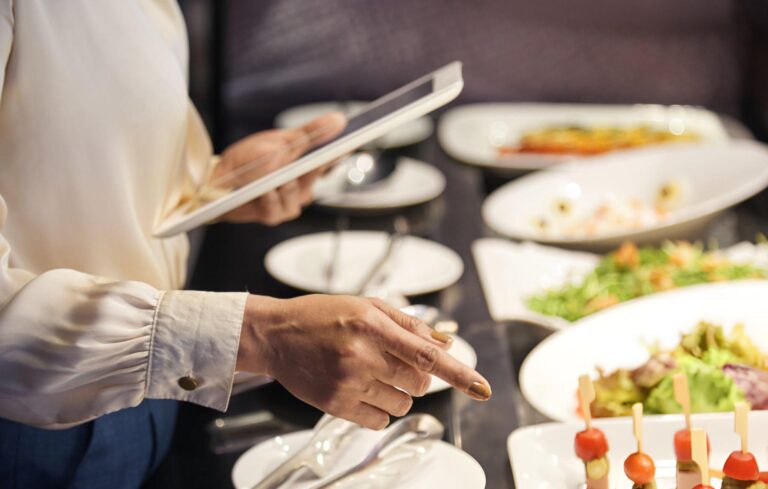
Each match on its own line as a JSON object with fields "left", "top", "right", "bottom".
{"left": 481, "top": 141, "right": 768, "bottom": 250}
{"left": 276, "top": 101, "right": 434, "bottom": 149}
{"left": 313, "top": 157, "right": 446, "bottom": 211}
{"left": 426, "top": 335, "right": 477, "bottom": 394}
{"left": 438, "top": 103, "right": 729, "bottom": 173}
{"left": 265, "top": 231, "right": 464, "bottom": 296}
{"left": 232, "top": 428, "right": 486, "bottom": 489}
{"left": 472, "top": 239, "right": 768, "bottom": 329}
{"left": 508, "top": 411, "right": 768, "bottom": 489}
{"left": 519, "top": 280, "right": 768, "bottom": 422}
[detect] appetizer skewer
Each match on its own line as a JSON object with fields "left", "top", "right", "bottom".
{"left": 575, "top": 375, "right": 610, "bottom": 489}
{"left": 722, "top": 402, "right": 760, "bottom": 489}
{"left": 625, "top": 403, "right": 657, "bottom": 489}
{"left": 691, "top": 428, "right": 715, "bottom": 489}
{"left": 674, "top": 373, "right": 711, "bottom": 489}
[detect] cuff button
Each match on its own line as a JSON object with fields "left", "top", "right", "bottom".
{"left": 178, "top": 376, "right": 200, "bottom": 391}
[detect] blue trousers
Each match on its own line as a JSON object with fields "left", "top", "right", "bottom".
{"left": 0, "top": 399, "right": 177, "bottom": 489}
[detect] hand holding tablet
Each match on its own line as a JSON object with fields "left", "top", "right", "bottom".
{"left": 153, "top": 61, "right": 464, "bottom": 237}
{"left": 211, "top": 112, "right": 346, "bottom": 225}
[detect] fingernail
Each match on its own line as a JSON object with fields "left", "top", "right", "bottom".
{"left": 468, "top": 382, "right": 492, "bottom": 401}
{"left": 430, "top": 330, "right": 453, "bottom": 344}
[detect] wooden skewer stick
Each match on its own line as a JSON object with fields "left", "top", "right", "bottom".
{"left": 734, "top": 401, "right": 750, "bottom": 454}
{"left": 673, "top": 373, "right": 692, "bottom": 430}
{"left": 632, "top": 402, "right": 644, "bottom": 454}
{"left": 691, "top": 428, "right": 710, "bottom": 486}
{"left": 578, "top": 375, "right": 595, "bottom": 430}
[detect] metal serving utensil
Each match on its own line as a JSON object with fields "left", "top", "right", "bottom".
{"left": 308, "top": 414, "right": 444, "bottom": 489}
{"left": 324, "top": 216, "right": 349, "bottom": 293}
{"left": 250, "top": 415, "right": 358, "bottom": 489}
{"left": 354, "top": 216, "right": 409, "bottom": 296}
{"left": 314, "top": 150, "right": 397, "bottom": 201}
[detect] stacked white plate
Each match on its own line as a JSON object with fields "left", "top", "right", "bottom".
{"left": 233, "top": 427, "right": 486, "bottom": 488}
{"left": 265, "top": 231, "right": 464, "bottom": 296}
{"left": 313, "top": 157, "right": 446, "bottom": 212}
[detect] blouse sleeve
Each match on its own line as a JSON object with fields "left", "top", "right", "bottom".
{"left": 0, "top": 4, "right": 248, "bottom": 429}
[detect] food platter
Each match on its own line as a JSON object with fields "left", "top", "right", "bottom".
{"left": 473, "top": 239, "right": 768, "bottom": 329}
{"left": 508, "top": 411, "right": 768, "bottom": 489}
{"left": 438, "top": 103, "right": 729, "bottom": 173}
{"left": 519, "top": 280, "right": 768, "bottom": 422}
{"left": 481, "top": 141, "right": 768, "bottom": 250}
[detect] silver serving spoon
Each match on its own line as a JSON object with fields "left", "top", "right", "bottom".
{"left": 354, "top": 216, "right": 409, "bottom": 296}
{"left": 308, "top": 414, "right": 445, "bottom": 489}
{"left": 314, "top": 150, "right": 398, "bottom": 201}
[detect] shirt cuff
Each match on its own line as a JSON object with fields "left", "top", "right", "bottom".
{"left": 145, "top": 290, "right": 248, "bottom": 411}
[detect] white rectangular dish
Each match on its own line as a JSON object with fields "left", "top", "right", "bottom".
{"left": 472, "top": 239, "right": 768, "bottom": 329}
{"left": 508, "top": 411, "right": 768, "bottom": 489}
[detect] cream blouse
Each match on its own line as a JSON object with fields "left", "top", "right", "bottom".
{"left": 0, "top": 0, "right": 248, "bottom": 428}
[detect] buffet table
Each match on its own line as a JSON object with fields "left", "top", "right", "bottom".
{"left": 144, "top": 132, "right": 768, "bottom": 489}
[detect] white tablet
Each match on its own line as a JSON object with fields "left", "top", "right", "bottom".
{"left": 153, "top": 61, "right": 464, "bottom": 238}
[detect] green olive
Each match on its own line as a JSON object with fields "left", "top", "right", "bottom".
{"left": 585, "top": 456, "right": 609, "bottom": 479}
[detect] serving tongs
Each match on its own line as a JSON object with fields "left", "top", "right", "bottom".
{"left": 308, "top": 414, "right": 444, "bottom": 489}
{"left": 250, "top": 414, "right": 358, "bottom": 489}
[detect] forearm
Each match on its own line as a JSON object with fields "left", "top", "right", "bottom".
{"left": 0, "top": 267, "right": 247, "bottom": 428}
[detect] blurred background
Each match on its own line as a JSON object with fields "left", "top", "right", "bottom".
{"left": 181, "top": 0, "right": 768, "bottom": 147}
{"left": 156, "top": 2, "right": 768, "bottom": 487}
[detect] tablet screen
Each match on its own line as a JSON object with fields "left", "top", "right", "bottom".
{"left": 204, "top": 79, "right": 435, "bottom": 194}
{"left": 319, "top": 79, "right": 434, "bottom": 148}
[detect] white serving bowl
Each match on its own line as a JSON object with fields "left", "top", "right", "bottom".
{"left": 482, "top": 141, "right": 768, "bottom": 251}
{"left": 519, "top": 280, "right": 768, "bottom": 423}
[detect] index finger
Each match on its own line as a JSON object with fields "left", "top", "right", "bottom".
{"left": 378, "top": 314, "right": 492, "bottom": 401}
{"left": 285, "top": 111, "right": 347, "bottom": 158}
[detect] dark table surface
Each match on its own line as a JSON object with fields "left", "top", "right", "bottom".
{"left": 146, "top": 130, "right": 768, "bottom": 489}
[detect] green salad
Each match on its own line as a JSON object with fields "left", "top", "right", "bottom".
{"left": 589, "top": 322, "right": 768, "bottom": 418}
{"left": 527, "top": 241, "right": 767, "bottom": 322}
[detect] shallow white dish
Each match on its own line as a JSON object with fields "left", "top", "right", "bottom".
{"left": 438, "top": 103, "right": 729, "bottom": 173}
{"left": 508, "top": 411, "right": 768, "bottom": 489}
{"left": 313, "top": 157, "right": 446, "bottom": 211}
{"left": 232, "top": 428, "right": 486, "bottom": 489}
{"left": 481, "top": 141, "right": 768, "bottom": 250}
{"left": 264, "top": 231, "right": 464, "bottom": 296}
{"left": 276, "top": 101, "right": 434, "bottom": 149}
{"left": 519, "top": 280, "right": 768, "bottom": 422}
{"left": 472, "top": 239, "right": 768, "bottom": 329}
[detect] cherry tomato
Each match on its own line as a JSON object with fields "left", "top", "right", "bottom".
{"left": 624, "top": 452, "right": 655, "bottom": 485}
{"left": 760, "top": 472, "right": 768, "bottom": 483}
{"left": 691, "top": 485, "right": 715, "bottom": 489}
{"left": 574, "top": 428, "right": 609, "bottom": 461}
{"left": 723, "top": 450, "right": 759, "bottom": 481}
{"left": 674, "top": 428, "right": 711, "bottom": 462}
